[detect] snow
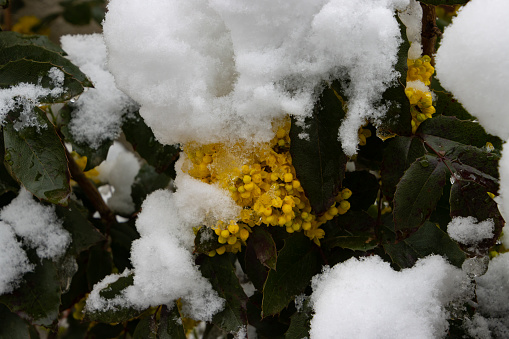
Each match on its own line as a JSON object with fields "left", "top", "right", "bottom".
{"left": 0, "top": 221, "right": 34, "bottom": 295}
{"left": 86, "top": 182, "right": 229, "bottom": 321}
{"left": 473, "top": 252, "right": 509, "bottom": 338}
{"left": 95, "top": 142, "right": 140, "bottom": 215}
{"left": 435, "top": 0, "right": 509, "bottom": 140}
{"left": 103, "top": 0, "right": 410, "bottom": 155}
{"left": 60, "top": 34, "right": 138, "bottom": 149}
{"left": 0, "top": 188, "right": 71, "bottom": 260}
{"left": 310, "top": 255, "right": 470, "bottom": 339}
{"left": 447, "top": 216, "right": 494, "bottom": 245}
{"left": 0, "top": 67, "right": 65, "bottom": 130}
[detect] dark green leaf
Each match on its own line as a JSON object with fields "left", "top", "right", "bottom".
{"left": 55, "top": 200, "right": 105, "bottom": 255}
{"left": 262, "top": 233, "right": 322, "bottom": 316}
{"left": 110, "top": 220, "right": 140, "bottom": 272}
{"left": 393, "top": 155, "right": 448, "bottom": 232}
{"left": 88, "top": 323, "right": 124, "bottom": 338}
{"left": 244, "top": 238, "right": 269, "bottom": 292}
{"left": 380, "top": 136, "right": 425, "bottom": 200}
{"left": 418, "top": 115, "right": 502, "bottom": 150}
{"left": 3, "top": 108, "right": 70, "bottom": 204}
{"left": 449, "top": 146, "right": 499, "bottom": 185}
{"left": 377, "top": 16, "right": 412, "bottom": 137}
{"left": 289, "top": 83, "right": 348, "bottom": 215}
{"left": 158, "top": 305, "right": 186, "bottom": 339}
{"left": 383, "top": 221, "right": 466, "bottom": 269}
{"left": 0, "top": 256, "right": 61, "bottom": 326}
{"left": 123, "top": 111, "right": 179, "bottom": 175}
{"left": 324, "top": 235, "right": 377, "bottom": 252}
{"left": 0, "top": 304, "right": 37, "bottom": 339}
{"left": 86, "top": 272, "right": 144, "bottom": 323}
{"left": 0, "top": 45, "right": 91, "bottom": 86}
{"left": 342, "top": 171, "right": 379, "bottom": 211}
{"left": 285, "top": 299, "right": 312, "bottom": 339}
{"left": 247, "top": 292, "right": 289, "bottom": 338}
{"left": 62, "top": 3, "right": 92, "bottom": 26}
{"left": 0, "top": 0, "right": 9, "bottom": 9}
{"left": 131, "top": 163, "right": 171, "bottom": 211}
{"left": 0, "top": 60, "right": 84, "bottom": 102}
{"left": 0, "top": 31, "right": 64, "bottom": 54}
{"left": 450, "top": 180, "right": 504, "bottom": 251}
{"left": 199, "top": 254, "right": 248, "bottom": 333}
{"left": 249, "top": 227, "right": 277, "bottom": 270}
{"left": 86, "top": 245, "right": 113, "bottom": 289}
{"left": 194, "top": 226, "right": 222, "bottom": 255}
{"left": 418, "top": 0, "right": 468, "bottom": 6}
{"left": 91, "top": 5, "right": 106, "bottom": 25}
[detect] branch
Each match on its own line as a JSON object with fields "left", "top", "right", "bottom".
{"left": 65, "top": 147, "right": 117, "bottom": 234}
{"left": 420, "top": 3, "right": 441, "bottom": 65}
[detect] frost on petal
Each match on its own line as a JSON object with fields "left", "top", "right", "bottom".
{"left": 0, "top": 188, "right": 71, "bottom": 259}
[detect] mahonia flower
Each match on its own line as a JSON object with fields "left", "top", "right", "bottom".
{"left": 182, "top": 118, "right": 351, "bottom": 255}
{"left": 12, "top": 16, "right": 50, "bottom": 36}
{"left": 70, "top": 151, "right": 100, "bottom": 184}
{"left": 405, "top": 55, "right": 436, "bottom": 133}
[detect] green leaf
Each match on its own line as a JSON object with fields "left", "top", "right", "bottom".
{"left": 377, "top": 16, "right": 412, "bottom": 138}
{"left": 0, "top": 60, "right": 85, "bottom": 103}
{"left": 262, "top": 233, "right": 322, "bottom": 316}
{"left": 86, "top": 273, "right": 144, "bottom": 323}
{"left": 289, "top": 83, "right": 348, "bottom": 215}
{"left": 0, "top": 44, "right": 91, "bottom": 86}
{"left": 383, "top": 221, "right": 466, "bottom": 269}
{"left": 341, "top": 171, "right": 379, "bottom": 211}
{"left": 380, "top": 136, "right": 426, "bottom": 200}
{"left": 322, "top": 211, "right": 377, "bottom": 252}
{"left": 0, "top": 0, "right": 9, "bottom": 9}
{"left": 0, "top": 256, "right": 61, "bottom": 326}
{"left": 0, "top": 31, "right": 64, "bottom": 54}
{"left": 134, "top": 305, "right": 186, "bottom": 339}
{"left": 0, "top": 129, "right": 19, "bottom": 197}
{"left": 55, "top": 200, "right": 105, "bottom": 255}
{"left": 393, "top": 155, "right": 448, "bottom": 232}
{"left": 3, "top": 108, "right": 70, "bottom": 204}
{"left": 86, "top": 245, "right": 113, "bottom": 290}
{"left": 131, "top": 163, "right": 171, "bottom": 211}
{"left": 418, "top": 115, "right": 502, "bottom": 150}
{"left": 249, "top": 227, "right": 277, "bottom": 270}
{"left": 199, "top": 254, "right": 248, "bottom": 333}
{"left": 123, "top": 111, "right": 179, "bottom": 175}
{"left": 450, "top": 180, "right": 504, "bottom": 251}
{"left": 244, "top": 238, "right": 269, "bottom": 292}
{"left": 0, "top": 304, "right": 37, "bottom": 339}
{"left": 110, "top": 220, "right": 140, "bottom": 272}
{"left": 194, "top": 226, "right": 222, "bottom": 255}
{"left": 285, "top": 299, "right": 312, "bottom": 339}
{"left": 62, "top": 2, "right": 92, "bottom": 26}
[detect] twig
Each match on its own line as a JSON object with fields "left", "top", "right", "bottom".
{"left": 420, "top": 3, "right": 441, "bottom": 65}
{"left": 65, "top": 147, "right": 116, "bottom": 235}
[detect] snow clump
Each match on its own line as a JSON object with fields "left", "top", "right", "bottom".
{"left": 435, "top": 0, "right": 509, "bottom": 140}
{"left": 60, "top": 34, "right": 138, "bottom": 149}
{"left": 103, "top": 0, "right": 412, "bottom": 155}
{"left": 447, "top": 216, "right": 494, "bottom": 245}
{"left": 310, "top": 255, "right": 470, "bottom": 338}
{"left": 0, "top": 221, "right": 34, "bottom": 295}
{"left": 0, "top": 67, "right": 65, "bottom": 130}
{"left": 86, "top": 163, "right": 236, "bottom": 320}
{"left": 0, "top": 188, "right": 71, "bottom": 260}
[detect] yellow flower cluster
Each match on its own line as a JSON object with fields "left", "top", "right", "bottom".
{"left": 183, "top": 118, "right": 351, "bottom": 255}
{"left": 70, "top": 152, "right": 100, "bottom": 184}
{"left": 406, "top": 55, "right": 434, "bottom": 86}
{"left": 405, "top": 55, "right": 436, "bottom": 133}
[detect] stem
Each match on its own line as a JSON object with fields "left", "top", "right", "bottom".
{"left": 2, "top": 2, "right": 12, "bottom": 30}
{"left": 375, "top": 187, "right": 383, "bottom": 244}
{"left": 420, "top": 3, "right": 441, "bottom": 65}
{"left": 420, "top": 138, "right": 456, "bottom": 176}
{"left": 65, "top": 147, "right": 117, "bottom": 235}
